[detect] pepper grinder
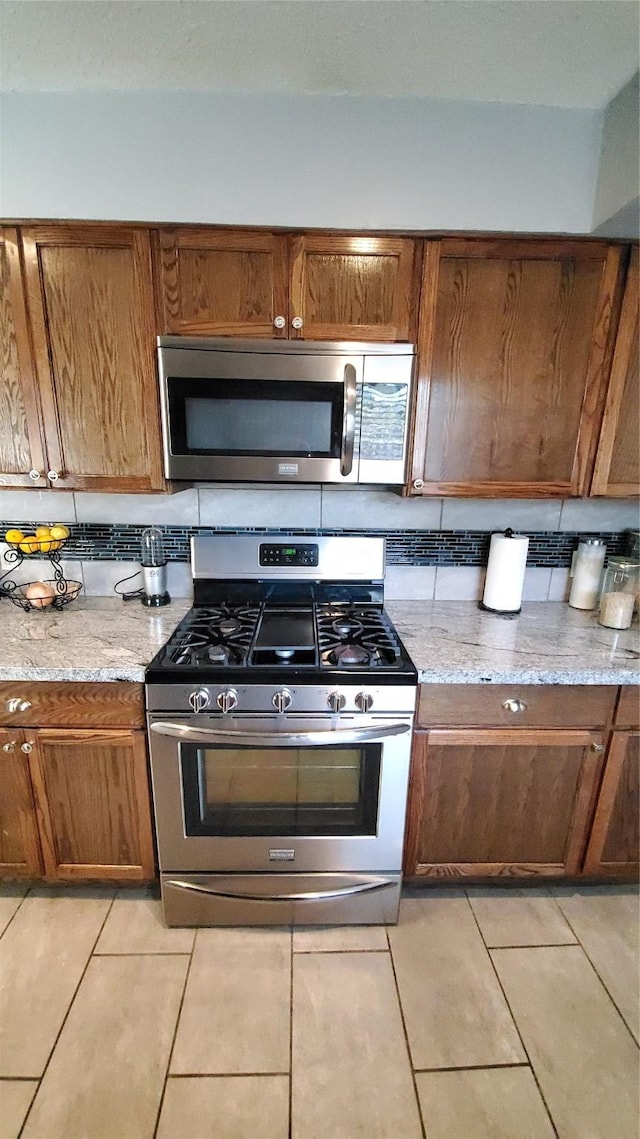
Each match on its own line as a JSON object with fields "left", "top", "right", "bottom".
{"left": 140, "top": 527, "right": 170, "bottom": 607}
{"left": 568, "top": 538, "right": 606, "bottom": 610}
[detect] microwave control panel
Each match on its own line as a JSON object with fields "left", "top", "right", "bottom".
{"left": 259, "top": 544, "right": 319, "bottom": 568}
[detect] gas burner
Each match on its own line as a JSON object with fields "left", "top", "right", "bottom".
{"left": 332, "top": 618, "right": 364, "bottom": 639}
{"left": 206, "top": 643, "right": 241, "bottom": 666}
{"left": 218, "top": 616, "right": 242, "bottom": 637}
{"left": 331, "top": 644, "right": 370, "bottom": 666}
{"left": 275, "top": 648, "right": 296, "bottom": 659}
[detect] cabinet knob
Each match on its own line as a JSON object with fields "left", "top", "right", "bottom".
{"left": 291, "top": 316, "right": 303, "bottom": 330}
{"left": 2, "top": 741, "right": 17, "bottom": 753}
{"left": 273, "top": 316, "right": 286, "bottom": 329}
{"left": 29, "top": 469, "right": 42, "bottom": 482}
{"left": 47, "top": 470, "right": 60, "bottom": 483}
{"left": 6, "top": 698, "right": 31, "bottom": 714}
{"left": 21, "top": 740, "right": 35, "bottom": 753}
{"left": 590, "top": 742, "right": 605, "bottom": 753}
{"left": 502, "top": 698, "right": 527, "bottom": 714}
{"left": 412, "top": 479, "right": 424, "bottom": 490}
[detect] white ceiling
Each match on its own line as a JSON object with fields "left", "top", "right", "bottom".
{"left": 0, "top": 0, "right": 638, "bottom": 109}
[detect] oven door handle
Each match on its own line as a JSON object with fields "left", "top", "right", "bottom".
{"left": 149, "top": 721, "right": 410, "bottom": 745}
{"left": 340, "top": 362, "right": 357, "bottom": 477}
{"left": 165, "top": 876, "right": 395, "bottom": 902}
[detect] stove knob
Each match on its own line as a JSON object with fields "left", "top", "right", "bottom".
{"left": 327, "top": 691, "right": 346, "bottom": 713}
{"left": 188, "top": 688, "right": 210, "bottom": 713}
{"left": 355, "top": 691, "right": 374, "bottom": 713}
{"left": 272, "top": 689, "right": 293, "bottom": 713}
{"left": 216, "top": 689, "right": 238, "bottom": 714}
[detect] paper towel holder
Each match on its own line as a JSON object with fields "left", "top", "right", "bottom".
{"left": 478, "top": 527, "right": 529, "bottom": 617}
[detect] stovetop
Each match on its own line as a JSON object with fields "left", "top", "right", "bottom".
{"left": 146, "top": 600, "right": 417, "bottom": 685}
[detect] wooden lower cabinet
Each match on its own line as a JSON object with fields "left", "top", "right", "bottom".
{"left": 583, "top": 731, "right": 639, "bottom": 878}
{"left": 403, "top": 728, "right": 605, "bottom": 878}
{"left": 0, "top": 729, "right": 43, "bottom": 877}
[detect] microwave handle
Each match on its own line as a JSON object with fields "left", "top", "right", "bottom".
{"left": 149, "top": 721, "right": 410, "bottom": 746}
{"left": 340, "top": 363, "right": 357, "bottom": 477}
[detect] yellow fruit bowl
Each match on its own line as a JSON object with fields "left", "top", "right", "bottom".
{"left": 4, "top": 526, "right": 70, "bottom": 554}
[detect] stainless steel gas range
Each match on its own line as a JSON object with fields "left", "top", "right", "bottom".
{"left": 145, "top": 535, "right": 417, "bottom": 927}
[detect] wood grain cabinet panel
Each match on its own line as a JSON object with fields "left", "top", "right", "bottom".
{"left": 583, "top": 731, "right": 639, "bottom": 878}
{"left": 0, "top": 728, "right": 43, "bottom": 877}
{"left": 0, "top": 228, "right": 47, "bottom": 487}
{"left": 410, "top": 239, "right": 624, "bottom": 496}
{"left": 404, "top": 728, "right": 604, "bottom": 878}
{"left": 289, "top": 234, "right": 418, "bottom": 341}
{"left": 21, "top": 226, "right": 164, "bottom": 492}
{"left": 156, "top": 228, "right": 290, "bottom": 337}
{"left": 0, "top": 681, "right": 144, "bottom": 729}
{"left": 416, "top": 684, "right": 616, "bottom": 730}
{"left": 28, "top": 729, "right": 155, "bottom": 881}
{"left": 591, "top": 246, "right": 639, "bottom": 496}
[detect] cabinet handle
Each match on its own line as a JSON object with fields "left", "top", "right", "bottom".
{"left": 412, "top": 479, "right": 424, "bottom": 490}
{"left": 29, "top": 469, "right": 42, "bottom": 482}
{"left": 2, "top": 741, "right": 17, "bottom": 753}
{"left": 590, "top": 742, "right": 605, "bottom": 753}
{"left": 21, "top": 740, "right": 35, "bottom": 753}
{"left": 6, "top": 698, "right": 32, "bottom": 714}
{"left": 273, "top": 315, "right": 286, "bottom": 329}
{"left": 47, "top": 470, "right": 60, "bottom": 483}
{"left": 291, "top": 316, "right": 303, "bottom": 330}
{"left": 502, "top": 698, "right": 527, "bottom": 713}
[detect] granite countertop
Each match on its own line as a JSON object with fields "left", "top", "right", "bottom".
{"left": 0, "top": 596, "right": 638, "bottom": 685}
{"left": 386, "top": 601, "right": 640, "bottom": 685}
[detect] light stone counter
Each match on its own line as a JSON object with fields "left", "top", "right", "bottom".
{"left": 0, "top": 596, "right": 190, "bottom": 682}
{"left": 386, "top": 601, "right": 640, "bottom": 685}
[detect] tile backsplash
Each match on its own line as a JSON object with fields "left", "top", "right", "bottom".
{"left": 0, "top": 487, "right": 637, "bottom": 601}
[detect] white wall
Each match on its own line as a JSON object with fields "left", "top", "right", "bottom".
{"left": 593, "top": 72, "right": 639, "bottom": 236}
{"left": 0, "top": 91, "right": 603, "bottom": 233}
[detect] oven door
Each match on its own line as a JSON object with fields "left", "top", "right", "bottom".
{"left": 148, "top": 714, "right": 413, "bottom": 874}
{"left": 158, "top": 344, "right": 362, "bottom": 483}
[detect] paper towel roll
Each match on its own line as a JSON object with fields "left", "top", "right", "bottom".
{"left": 481, "top": 529, "right": 529, "bottom": 613}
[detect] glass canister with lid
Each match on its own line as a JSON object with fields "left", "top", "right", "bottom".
{"left": 597, "top": 558, "right": 640, "bottom": 629}
{"left": 568, "top": 538, "right": 607, "bottom": 609}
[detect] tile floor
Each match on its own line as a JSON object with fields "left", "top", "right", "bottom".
{"left": 0, "top": 884, "right": 638, "bottom": 1139}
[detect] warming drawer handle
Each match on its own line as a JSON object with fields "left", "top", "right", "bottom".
{"left": 165, "top": 877, "right": 395, "bottom": 902}
{"left": 149, "top": 721, "right": 410, "bottom": 745}
{"left": 340, "top": 363, "right": 357, "bottom": 477}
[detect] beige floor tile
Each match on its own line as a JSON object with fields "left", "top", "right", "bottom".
{"left": 0, "top": 1080, "right": 38, "bottom": 1139}
{"left": 0, "top": 887, "right": 28, "bottom": 939}
{"left": 492, "top": 944, "right": 640, "bottom": 1139}
{"left": 388, "top": 895, "right": 525, "bottom": 1069}
{"left": 157, "top": 1076, "right": 289, "bottom": 1139}
{"left": 553, "top": 886, "right": 640, "bottom": 1043}
{"left": 94, "top": 889, "right": 195, "bottom": 954}
{"left": 293, "top": 924, "right": 388, "bottom": 952}
{"left": 0, "top": 889, "right": 113, "bottom": 1077}
{"left": 171, "top": 928, "right": 290, "bottom": 1074}
{"left": 416, "top": 1067, "right": 555, "bottom": 1139}
{"left": 292, "top": 951, "right": 422, "bottom": 1139}
{"left": 22, "top": 955, "right": 187, "bottom": 1139}
{"left": 467, "top": 888, "right": 577, "bottom": 947}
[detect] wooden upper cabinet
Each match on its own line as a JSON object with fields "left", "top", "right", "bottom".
{"left": 289, "top": 234, "right": 418, "bottom": 341}
{"left": 591, "top": 246, "right": 639, "bottom": 496}
{"left": 0, "top": 228, "right": 47, "bottom": 487}
{"left": 410, "top": 239, "right": 624, "bottom": 497}
{"left": 156, "top": 228, "right": 290, "bottom": 337}
{"left": 21, "top": 226, "right": 165, "bottom": 492}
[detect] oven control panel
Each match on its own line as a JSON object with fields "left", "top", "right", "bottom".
{"left": 259, "top": 543, "right": 319, "bottom": 568}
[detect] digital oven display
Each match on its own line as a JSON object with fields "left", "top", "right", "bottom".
{"left": 259, "top": 544, "right": 319, "bottom": 567}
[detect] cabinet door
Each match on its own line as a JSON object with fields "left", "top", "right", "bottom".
{"left": 28, "top": 729, "right": 155, "bottom": 880}
{"left": 21, "top": 226, "right": 165, "bottom": 492}
{"left": 404, "top": 728, "right": 604, "bottom": 878}
{"left": 410, "top": 239, "right": 623, "bottom": 496}
{"left": 0, "top": 228, "right": 48, "bottom": 488}
{"left": 591, "top": 247, "right": 639, "bottom": 496}
{"left": 0, "top": 729, "right": 43, "bottom": 877}
{"left": 156, "top": 228, "right": 289, "bottom": 337}
{"left": 583, "top": 732, "right": 639, "bottom": 878}
{"left": 290, "top": 234, "right": 418, "bottom": 341}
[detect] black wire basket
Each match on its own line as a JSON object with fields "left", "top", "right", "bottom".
{"left": 0, "top": 536, "right": 83, "bottom": 612}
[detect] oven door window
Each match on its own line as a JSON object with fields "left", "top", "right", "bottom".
{"left": 167, "top": 378, "right": 344, "bottom": 458}
{"left": 180, "top": 743, "right": 381, "bottom": 837}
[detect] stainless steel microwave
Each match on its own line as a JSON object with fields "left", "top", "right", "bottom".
{"left": 157, "top": 337, "right": 414, "bottom": 484}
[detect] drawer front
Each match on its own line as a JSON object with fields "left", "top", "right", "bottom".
{"left": 616, "top": 687, "right": 640, "bottom": 729}
{"left": 417, "top": 684, "right": 617, "bottom": 729}
{"left": 0, "top": 682, "right": 144, "bottom": 728}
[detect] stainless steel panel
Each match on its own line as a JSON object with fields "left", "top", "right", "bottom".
{"left": 150, "top": 719, "right": 410, "bottom": 745}
{"left": 158, "top": 336, "right": 415, "bottom": 356}
{"left": 191, "top": 534, "right": 386, "bottom": 581}
{"left": 163, "top": 453, "right": 361, "bottom": 484}
{"left": 145, "top": 684, "right": 418, "bottom": 715}
{"left": 160, "top": 872, "right": 401, "bottom": 926}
